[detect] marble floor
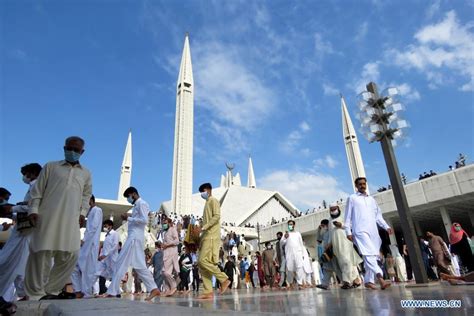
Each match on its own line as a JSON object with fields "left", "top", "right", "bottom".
{"left": 16, "top": 283, "right": 473, "bottom": 315}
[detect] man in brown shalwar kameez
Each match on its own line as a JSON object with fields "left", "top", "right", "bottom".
{"left": 262, "top": 242, "right": 276, "bottom": 289}
{"left": 426, "top": 231, "right": 452, "bottom": 276}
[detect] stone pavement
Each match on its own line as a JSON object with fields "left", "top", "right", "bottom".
{"left": 15, "top": 283, "right": 473, "bottom": 315}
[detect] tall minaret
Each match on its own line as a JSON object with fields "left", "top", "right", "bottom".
{"left": 171, "top": 34, "right": 194, "bottom": 215}
{"left": 341, "top": 94, "right": 368, "bottom": 193}
{"left": 118, "top": 130, "right": 132, "bottom": 201}
{"left": 247, "top": 156, "right": 256, "bottom": 188}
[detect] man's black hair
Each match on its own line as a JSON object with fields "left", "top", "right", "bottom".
{"left": 265, "top": 241, "right": 271, "bottom": 247}
{"left": 198, "top": 183, "right": 212, "bottom": 192}
{"left": 90, "top": 194, "right": 95, "bottom": 203}
{"left": 103, "top": 219, "right": 113, "bottom": 227}
{"left": 123, "top": 186, "right": 138, "bottom": 197}
{"left": 321, "top": 219, "right": 329, "bottom": 225}
{"left": 354, "top": 177, "right": 367, "bottom": 185}
{"left": 21, "top": 163, "right": 42, "bottom": 177}
{"left": 0, "top": 188, "right": 11, "bottom": 198}
{"left": 288, "top": 219, "right": 296, "bottom": 225}
{"left": 276, "top": 231, "right": 283, "bottom": 237}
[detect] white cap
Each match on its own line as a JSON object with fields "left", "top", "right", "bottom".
{"left": 329, "top": 202, "right": 338, "bottom": 208}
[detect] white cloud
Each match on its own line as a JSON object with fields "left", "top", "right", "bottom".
{"left": 354, "top": 22, "right": 368, "bottom": 42}
{"left": 209, "top": 121, "right": 249, "bottom": 153}
{"left": 393, "top": 83, "right": 421, "bottom": 102}
{"left": 353, "top": 61, "right": 380, "bottom": 93}
{"left": 353, "top": 62, "right": 421, "bottom": 103}
{"left": 388, "top": 11, "right": 474, "bottom": 91}
{"left": 322, "top": 83, "right": 339, "bottom": 96}
{"left": 314, "top": 33, "right": 334, "bottom": 58}
{"left": 314, "top": 155, "right": 338, "bottom": 169}
{"left": 194, "top": 42, "right": 275, "bottom": 130}
{"left": 299, "top": 121, "right": 311, "bottom": 132}
{"left": 425, "top": 0, "right": 441, "bottom": 19}
{"left": 280, "top": 121, "right": 312, "bottom": 154}
{"left": 259, "top": 170, "right": 349, "bottom": 210}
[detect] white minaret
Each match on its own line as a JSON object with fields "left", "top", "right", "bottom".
{"left": 118, "top": 130, "right": 132, "bottom": 201}
{"left": 341, "top": 95, "right": 368, "bottom": 193}
{"left": 247, "top": 156, "right": 256, "bottom": 188}
{"left": 171, "top": 33, "right": 194, "bottom": 215}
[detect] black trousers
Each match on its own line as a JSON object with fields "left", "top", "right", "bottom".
{"left": 99, "top": 276, "right": 107, "bottom": 295}
{"left": 178, "top": 271, "right": 190, "bottom": 291}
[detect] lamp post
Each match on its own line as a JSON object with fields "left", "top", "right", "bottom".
{"left": 357, "top": 82, "right": 428, "bottom": 284}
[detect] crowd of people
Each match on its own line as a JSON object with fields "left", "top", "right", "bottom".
{"left": 0, "top": 136, "right": 472, "bottom": 315}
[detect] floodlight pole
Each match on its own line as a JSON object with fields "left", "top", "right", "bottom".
{"left": 366, "top": 82, "right": 428, "bottom": 284}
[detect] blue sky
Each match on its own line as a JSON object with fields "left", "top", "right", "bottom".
{"left": 1, "top": 0, "right": 473, "bottom": 211}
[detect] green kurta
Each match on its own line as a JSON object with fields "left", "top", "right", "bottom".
{"left": 198, "top": 196, "right": 228, "bottom": 294}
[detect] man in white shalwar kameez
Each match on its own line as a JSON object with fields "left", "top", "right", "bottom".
{"left": 97, "top": 219, "right": 119, "bottom": 294}
{"left": 0, "top": 163, "right": 42, "bottom": 301}
{"left": 25, "top": 137, "right": 93, "bottom": 300}
{"left": 105, "top": 187, "right": 159, "bottom": 300}
{"left": 280, "top": 220, "right": 305, "bottom": 288}
{"left": 302, "top": 247, "right": 313, "bottom": 287}
{"left": 71, "top": 195, "right": 102, "bottom": 298}
{"left": 389, "top": 245, "right": 407, "bottom": 282}
{"left": 344, "top": 177, "right": 392, "bottom": 290}
{"left": 328, "top": 203, "right": 362, "bottom": 289}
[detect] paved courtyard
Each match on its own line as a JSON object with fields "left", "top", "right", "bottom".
{"left": 16, "top": 283, "right": 473, "bottom": 315}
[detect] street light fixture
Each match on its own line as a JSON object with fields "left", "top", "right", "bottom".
{"left": 356, "top": 82, "right": 429, "bottom": 284}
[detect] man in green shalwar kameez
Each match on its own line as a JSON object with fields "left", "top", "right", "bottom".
{"left": 197, "top": 183, "right": 231, "bottom": 299}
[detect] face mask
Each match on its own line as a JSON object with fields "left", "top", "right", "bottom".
{"left": 288, "top": 225, "right": 294, "bottom": 231}
{"left": 64, "top": 150, "right": 81, "bottom": 163}
{"left": 162, "top": 223, "right": 169, "bottom": 230}
{"left": 200, "top": 192, "right": 209, "bottom": 200}
{"left": 455, "top": 226, "right": 461, "bottom": 232}
{"left": 330, "top": 211, "right": 341, "bottom": 219}
{"left": 103, "top": 227, "right": 110, "bottom": 233}
{"left": 127, "top": 196, "right": 134, "bottom": 204}
{"left": 22, "top": 175, "right": 31, "bottom": 184}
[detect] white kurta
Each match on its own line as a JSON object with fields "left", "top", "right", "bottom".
{"left": 0, "top": 180, "right": 36, "bottom": 297}
{"left": 113, "top": 198, "right": 150, "bottom": 270}
{"left": 107, "top": 198, "right": 156, "bottom": 296}
{"left": 281, "top": 231, "right": 305, "bottom": 272}
{"left": 302, "top": 249, "right": 313, "bottom": 274}
{"left": 344, "top": 192, "right": 390, "bottom": 256}
{"left": 389, "top": 245, "right": 407, "bottom": 282}
{"left": 97, "top": 229, "right": 119, "bottom": 278}
{"left": 28, "top": 160, "right": 92, "bottom": 252}
{"left": 330, "top": 214, "right": 362, "bottom": 283}
{"left": 72, "top": 205, "right": 103, "bottom": 294}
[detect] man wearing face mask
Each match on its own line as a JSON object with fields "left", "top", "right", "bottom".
{"left": 197, "top": 183, "right": 231, "bottom": 299}
{"left": 104, "top": 187, "right": 160, "bottom": 300}
{"left": 96, "top": 220, "right": 119, "bottom": 295}
{"left": 0, "top": 163, "right": 42, "bottom": 301}
{"left": 280, "top": 220, "right": 305, "bottom": 289}
{"left": 24, "top": 137, "right": 92, "bottom": 300}
{"left": 328, "top": 203, "right": 362, "bottom": 289}
{"left": 262, "top": 242, "right": 276, "bottom": 289}
{"left": 344, "top": 177, "right": 392, "bottom": 290}
{"left": 275, "top": 232, "right": 287, "bottom": 288}
{"left": 71, "top": 195, "right": 102, "bottom": 298}
{"left": 315, "top": 219, "right": 341, "bottom": 290}
{"left": 161, "top": 217, "right": 180, "bottom": 297}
